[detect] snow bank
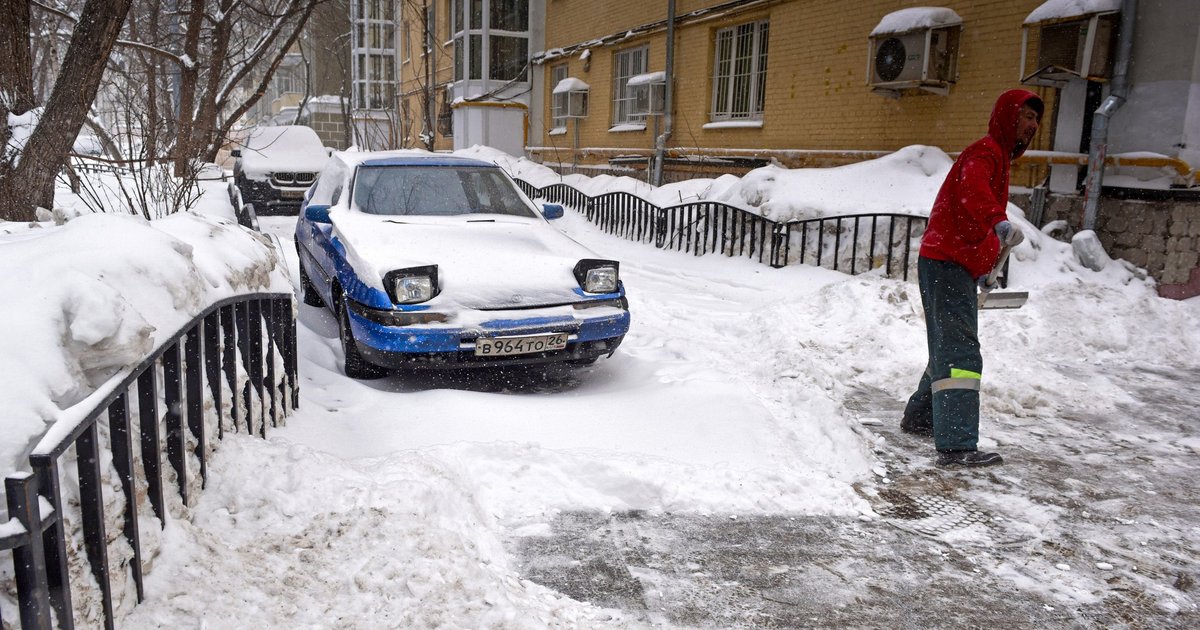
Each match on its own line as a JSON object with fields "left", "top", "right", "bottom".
{"left": 0, "top": 209, "right": 290, "bottom": 480}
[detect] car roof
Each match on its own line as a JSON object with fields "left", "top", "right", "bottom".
{"left": 328, "top": 150, "right": 495, "bottom": 170}
{"left": 358, "top": 155, "right": 494, "bottom": 168}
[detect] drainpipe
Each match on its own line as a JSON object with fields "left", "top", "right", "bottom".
{"left": 651, "top": 0, "right": 676, "bottom": 187}
{"left": 1081, "top": 0, "right": 1137, "bottom": 232}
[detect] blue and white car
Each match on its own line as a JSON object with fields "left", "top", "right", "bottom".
{"left": 294, "top": 151, "right": 630, "bottom": 378}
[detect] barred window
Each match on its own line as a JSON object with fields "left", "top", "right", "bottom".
{"left": 711, "top": 20, "right": 769, "bottom": 121}
{"left": 612, "top": 46, "right": 648, "bottom": 126}
{"left": 352, "top": 0, "right": 398, "bottom": 110}
{"left": 550, "top": 64, "right": 568, "bottom": 130}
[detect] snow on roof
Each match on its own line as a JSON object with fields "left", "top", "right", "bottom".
{"left": 552, "top": 77, "right": 590, "bottom": 94}
{"left": 627, "top": 71, "right": 666, "bottom": 87}
{"left": 1025, "top": 0, "right": 1121, "bottom": 24}
{"left": 870, "top": 7, "right": 962, "bottom": 36}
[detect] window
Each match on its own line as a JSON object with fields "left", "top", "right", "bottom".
{"left": 711, "top": 20, "right": 769, "bottom": 122}
{"left": 439, "top": 90, "right": 454, "bottom": 137}
{"left": 352, "top": 0, "right": 398, "bottom": 110}
{"left": 451, "top": 0, "right": 529, "bottom": 83}
{"left": 612, "top": 46, "right": 648, "bottom": 126}
{"left": 550, "top": 64, "right": 568, "bottom": 130}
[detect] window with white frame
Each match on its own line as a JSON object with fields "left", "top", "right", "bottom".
{"left": 451, "top": 0, "right": 529, "bottom": 83}
{"left": 550, "top": 64, "right": 568, "bottom": 130}
{"left": 711, "top": 20, "right": 769, "bottom": 122}
{"left": 352, "top": 0, "right": 398, "bottom": 110}
{"left": 612, "top": 46, "right": 648, "bottom": 126}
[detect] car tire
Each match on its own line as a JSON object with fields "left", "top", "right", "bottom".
{"left": 296, "top": 245, "right": 324, "bottom": 307}
{"left": 338, "top": 297, "right": 387, "bottom": 380}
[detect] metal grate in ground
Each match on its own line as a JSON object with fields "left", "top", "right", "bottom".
{"left": 875, "top": 488, "right": 1000, "bottom": 538}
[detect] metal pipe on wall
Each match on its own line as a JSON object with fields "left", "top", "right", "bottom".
{"left": 1081, "top": 0, "right": 1138, "bottom": 231}
{"left": 651, "top": 0, "right": 676, "bottom": 186}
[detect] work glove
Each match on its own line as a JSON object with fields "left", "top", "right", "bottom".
{"left": 995, "top": 220, "right": 1024, "bottom": 247}
{"left": 977, "top": 275, "right": 997, "bottom": 294}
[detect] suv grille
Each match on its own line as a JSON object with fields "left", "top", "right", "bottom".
{"left": 271, "top": 172, "right": 316, "bottom": 187}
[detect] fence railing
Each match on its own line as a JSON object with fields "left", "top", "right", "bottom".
{"left": 516, "top": 178, "right": 927, "bottom": 280}
{"left": 1, "top": 293, "right": 297, "bottom": 630}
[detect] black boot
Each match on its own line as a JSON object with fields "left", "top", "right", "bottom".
{"left": 935, "top": 450, "right": 1003, "bottom": 468}
{"left": 900, "top": 410, "right": 933, "bottom": 436}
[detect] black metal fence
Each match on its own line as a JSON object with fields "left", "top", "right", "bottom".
{"left": 516, "top": 178, "right": 927, "bottom": 280}
{"left": 1, "top": 294, "right": 297, "bottom": 630}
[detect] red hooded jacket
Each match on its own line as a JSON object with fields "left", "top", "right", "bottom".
{"left": 920, "top": 89, "right": 1043, "bottom": 279}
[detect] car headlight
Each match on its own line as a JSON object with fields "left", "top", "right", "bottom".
{"left": 384, "top": 265, "right": 439, "bottom": 304}
{"left": 573, "top": 259, "right": 619, "bottom": 294}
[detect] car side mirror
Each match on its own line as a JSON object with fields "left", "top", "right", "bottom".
{"left": 231, "top": 149, "right": 241, "bottom": 158}
{"left": 305, "top": 204, "right": 332, "bottom": 223}
{"left": 541, "top": 203, "right": 565, "bottom": 220}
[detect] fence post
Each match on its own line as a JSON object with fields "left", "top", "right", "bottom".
{"left": 5, "top": 474, "right": 53, "bottom": 630}
{"left": 76, "top": 423, "right": 116, "bottom": 630}
{"left": 31, "top": 456, "right": 74, "bottom": 629}
{"left": 108, "top": 393, "right": 145, "bottom": 601}
{"left": 137, "top": 369, "right": 166, "bottom": 524}
{"left": 185, "top": 324, "right": 207, "bottom": 487}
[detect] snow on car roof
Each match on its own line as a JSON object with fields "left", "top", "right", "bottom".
{"left": 239, "top": 125, "right": 329, "bottom": 178}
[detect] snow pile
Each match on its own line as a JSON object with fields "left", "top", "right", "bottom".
{"left": 3, "top": 107, "right": 41, "bottom": 165}
{"left": 466, "top": 143, "right": 952, "bottom": 221}
{"left": 0, "top": 209, "right": 290, "bottom": 478}
{"left": 871, "top": 7, "right": 963, "bottom": 36}
{"left": 1024, "top": 0, "right": 1121, "bottom": 24}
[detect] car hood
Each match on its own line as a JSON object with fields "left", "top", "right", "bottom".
{"left": 331, "top": 211, "right": 605, "bottom": 309}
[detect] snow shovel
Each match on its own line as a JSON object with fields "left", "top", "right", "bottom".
{"left": 977, "top": 244, "right": 1028, "bottom": 310}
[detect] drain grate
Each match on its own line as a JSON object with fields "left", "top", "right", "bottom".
{"left": 875, "top": 488, "right": 998, "bottom": 538}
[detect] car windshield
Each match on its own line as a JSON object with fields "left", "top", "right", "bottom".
{"left": 351, "top": 165, "right": 536, "bottom": 217}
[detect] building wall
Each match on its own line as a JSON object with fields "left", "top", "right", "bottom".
{"left": 537, "top": 0, "right": 1055, "bottom": 185}
{"left": 397, "top": 1, "right": 456, "bottom": 152}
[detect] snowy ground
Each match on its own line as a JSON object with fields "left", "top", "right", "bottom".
{"left": 124, "top": 202, "right": 1197, "bottom": 627}
{"left": 2, "top": 147, "right": 1197, "bottom": 628}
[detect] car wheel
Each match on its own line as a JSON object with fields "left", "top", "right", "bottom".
{"left": 296, "top": 244, "right": 324, "bottom": 307}
{"left": 338, "top": 297, "right": 387, "bottom": 380}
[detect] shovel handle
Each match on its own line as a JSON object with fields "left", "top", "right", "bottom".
{"left": 983, "top": 244, "right": 1014, "bottom": 290}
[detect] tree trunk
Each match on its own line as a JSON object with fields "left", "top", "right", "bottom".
{"left": 0, "top": 0, "right": 132, "bottom": 222}
{"left": 172, "top": 0, "right": 207, "bottom": 177}
{"left": 0, "top": 0, "right": 36, "bottom": 115}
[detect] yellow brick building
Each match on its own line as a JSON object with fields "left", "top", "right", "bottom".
{"left": 531, "top": 0, "right": 1053, "bottom": 185}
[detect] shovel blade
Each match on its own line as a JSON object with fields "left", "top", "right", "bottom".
{"left": 979, "top": 291, "right": 1029, "bottom": 310}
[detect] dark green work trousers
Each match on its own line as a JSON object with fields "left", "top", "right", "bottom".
{"left": 904, "top": 256, "right": 983, "bottom": 452}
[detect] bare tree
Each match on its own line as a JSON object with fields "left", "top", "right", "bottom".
{"left": 0, "top": 0, "right": 133, "bottom": 222}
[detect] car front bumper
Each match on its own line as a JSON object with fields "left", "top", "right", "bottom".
{"left": 346, "top": 301, "right": 631, "bottom": 369}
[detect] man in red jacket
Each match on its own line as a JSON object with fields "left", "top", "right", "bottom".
{"left": 901, "top": 89, "right": 1043, "bottom": 468}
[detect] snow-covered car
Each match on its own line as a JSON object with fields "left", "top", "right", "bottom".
{"left": 233, "top": 125, "right": 330, "bottom": 214}
{"left": 294, "top": 152, "right": 631, "bottom": 378}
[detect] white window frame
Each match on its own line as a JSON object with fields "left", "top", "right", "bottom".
{"left": 451, "top": 0, "right": 530, "bottom": 83}
{"left": 711, "top": 20, "right": 769, "bottom": 122}
{"left": 550, "top": 64, "right": 569, "bottom": 131}
{"left": 352, "top": 0, "right": 398, "bottom": 111}
{"left": 611, "top": 46, "right": 648, "bottom": 127}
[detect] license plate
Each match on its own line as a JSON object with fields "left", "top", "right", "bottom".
{"left": 474, "top": 332, "right": 568, "bottom": 357}
{"left": 280, "top": 189, "right": 306, "bottom": 199}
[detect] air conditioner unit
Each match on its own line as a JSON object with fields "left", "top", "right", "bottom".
{"left": 1021, "top": 12, "right": 1118, "bottom": 86}
{"left": 552, "top": 77, "right": 589, "bottom": 119}
{"left": 868, "top": 26, "right": 960, "bottom": 95}
{"left": 628, "top": 71, "right": 666, "bottom": 116}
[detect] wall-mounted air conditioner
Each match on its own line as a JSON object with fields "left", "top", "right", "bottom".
{"left": 552, "top": 77, "right": 589, "bottom": 119}
{"left": 1021, "top": 12, "right": 1118, "bottom": 86}
{"left": 867, "top": 8, "right": 962, "bottom": 96}
{"left": 628, "top": 71, "right": 666, "bottom": 116}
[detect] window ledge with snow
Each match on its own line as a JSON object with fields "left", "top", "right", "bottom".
{"left": 608, "top": 123, "right": 646, "bottom": 133}
{"left": 548, "top": 127, "right": 567, "bottom": 136}
{"left": 702, "top": 120, "right": 764, "bottom": 130}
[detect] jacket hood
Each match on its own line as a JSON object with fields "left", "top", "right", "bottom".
{"left": 988, "top": 89, "right": 1043, "bottom": 160}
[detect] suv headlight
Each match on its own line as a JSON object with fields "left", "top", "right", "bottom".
{"left": 573, "top": 259, "right": 619, "bottom": 294}
{"left": 384, "top": 265, "right": 439, "bottom": 304}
